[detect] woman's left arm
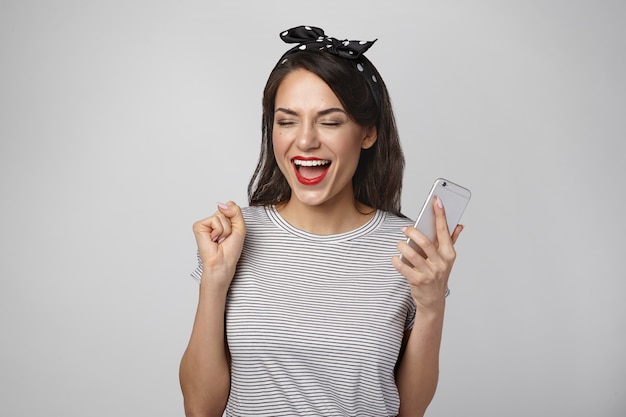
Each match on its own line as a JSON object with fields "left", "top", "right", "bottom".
{"left": 393, "top": 304, "right": 445, "bottom": 417}
{"left": 391, "top": 197, "right": 464, "bottom": 417}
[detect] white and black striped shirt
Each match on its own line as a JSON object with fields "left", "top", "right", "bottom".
{"left": 192, "top": 205, "right": 416, "bottom": 416}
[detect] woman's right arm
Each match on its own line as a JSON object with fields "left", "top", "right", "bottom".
{"left": 179, "top": 202, "right": 246, "bottom": 417}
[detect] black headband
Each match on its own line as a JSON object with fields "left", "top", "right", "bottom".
{"left": 277, "top": 25, "right": 381, "bottom": 106}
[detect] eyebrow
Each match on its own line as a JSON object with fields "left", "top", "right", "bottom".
{"left": 274, "top": 107, "right": 347, "bottom": 116}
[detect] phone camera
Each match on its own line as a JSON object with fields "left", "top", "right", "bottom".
{"left": 442, "top": 182, "right": 447, "bottom": 187}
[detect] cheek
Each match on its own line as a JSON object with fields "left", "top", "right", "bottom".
{"left": 340, "top": 140, "right": 365, "bottom": 166}
{"left": 272, "top": 133, "right": 291, "bottom": 172}
{"left": 272, "top": 132, "right": 286, "bottom": 155}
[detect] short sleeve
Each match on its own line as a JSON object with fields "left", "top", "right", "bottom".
{"left": 404, "top": 287, "right": 451, "bottom": 331}
{"left": 405, "top": 299, "right": 416, "bottom": 331}
{"left": 190, "top": 251, "right": 203, "bottom": 283}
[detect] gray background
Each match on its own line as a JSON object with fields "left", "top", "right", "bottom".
{"left": 1, "top": 0, "right": 624, "bottom": 416}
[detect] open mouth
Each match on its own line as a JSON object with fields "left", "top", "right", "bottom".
{"left": 292, "top": 158, "right": 331, "bottom": 185}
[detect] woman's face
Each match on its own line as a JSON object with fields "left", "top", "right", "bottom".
{"left": 272, "top": 68, "right": 377, "bottom": 210}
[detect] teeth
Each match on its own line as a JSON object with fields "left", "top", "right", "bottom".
{"left": 293, "top": 159, "right": 331, "bottom": 167}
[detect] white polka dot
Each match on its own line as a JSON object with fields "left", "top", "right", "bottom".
{"left": 372, "top": 75, "right": 377, "bottom": 83}
{"left": 281, "top": 31, "right": 288, "bottom": 37}
{"left": 343, "top": 41, "right": 350, "bottom": 46}
{"left": 359, "top": 41, "right": 367, "bottom": 45}
{"left": 357, "top": 63, "right": 364, "bottom": 72}
{"left": 305, "top": 26, "right": 312, "bottom": 30}
{"left": 299, "top": 45, "right": 306, "bottom": 50}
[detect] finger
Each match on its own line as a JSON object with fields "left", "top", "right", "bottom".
{"left": 391, "top": 254, "right": 410, "bottom": 274}
{"left": 399, "top": 226, "right": 444, "bottom": 272}
{"left": 432, "top": 197, "right": 459, "bottom": 263}
{"left": 451, "top": 224, "right": 464, "bottom": 245}
{"left": 397, "top": 238, "right": 427, "bottom": 270}
{"left": 392, "top": 252, "right": 438, "bottom": 290}
{"left": 391, "top": 254, "right": 422, "bottom": 278}
{"left": 217, "top": 201, "right": 246, "bottom": 237}
{"left": 192, "top": 215, "right": 219, "bottom": 236}
{"left": 193, "top": 214, "right": 226, "bottom": 243}
{"left": 212, "top": 210, "right": 232, "bottom": 243}
{"left": 405, "top": 203, "right": 450, "bottom": 261}
{"left": 433, "top": 196, "right": 452, "bottom": 243}
{"left": 434, "top": 196, "right": 458, "bottom": 253}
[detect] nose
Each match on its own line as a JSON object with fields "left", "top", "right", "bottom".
{"left": 296, "top": 122, "right": 320, "bottom": 150}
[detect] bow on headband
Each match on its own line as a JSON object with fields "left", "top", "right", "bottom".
{"left": 278, "top": 25, "right": 381, "bottom": 106}
{"left": 280, "top": 25, "right": 377, "bottom": 59}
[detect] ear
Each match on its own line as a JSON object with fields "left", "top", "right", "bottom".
{"left": 361, "top": 126, "right": 378, "bottom": 150}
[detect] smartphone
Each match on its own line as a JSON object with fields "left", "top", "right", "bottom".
{"left": 401, "top": 178, "right": 471, "bottom": 265}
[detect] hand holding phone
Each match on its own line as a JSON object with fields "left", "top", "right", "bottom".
{"left": 400, "top": 178, "right": 471, "bottom": 266}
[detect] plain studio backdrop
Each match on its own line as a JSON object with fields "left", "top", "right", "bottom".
{"left": 1, "top": 0, "right": 624, "bottom": 416}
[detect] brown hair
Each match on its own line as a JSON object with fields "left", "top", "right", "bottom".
{"left": 247, "top": 50, "right": 405, "bottom": 216}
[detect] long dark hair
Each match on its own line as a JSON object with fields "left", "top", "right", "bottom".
{"left": 247, "top": 50, "right": 405, "bottom": 216}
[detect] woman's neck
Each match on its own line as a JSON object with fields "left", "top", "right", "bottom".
{"left": 276, "top": 197, "right": 376, "bottom": 235}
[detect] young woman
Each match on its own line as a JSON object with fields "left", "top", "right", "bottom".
{"left": 179, "top": 25, "right": 463, "bottom": 417}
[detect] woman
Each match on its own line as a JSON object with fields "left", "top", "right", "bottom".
{"left": 179, "top": 25, "right": 463, "bottom": 417}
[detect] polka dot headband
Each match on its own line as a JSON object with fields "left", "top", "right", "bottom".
{"left": 278, "top": 25, "right": 381, "bottom": 106}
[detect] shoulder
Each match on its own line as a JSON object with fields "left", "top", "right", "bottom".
{"left": 240, "top": 205, "right": 271, "bottom": 223}
{"left": 382, "top": 210, "right": 413, "bottom": 226}
{"left": 375, "top": 210, "right": 413, "bottom": 234}
{"left": 240, "top": 205, "right": 277, "bottom": 233}
{"left": 348, "top": 210, "right": 413, "bottom": 252}
{"left": 241, "top": 205, "right": 266, "bottom": 218}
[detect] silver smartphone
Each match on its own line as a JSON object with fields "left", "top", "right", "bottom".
{"left": 401, "top": 178, "right": 471, "bottom": 265}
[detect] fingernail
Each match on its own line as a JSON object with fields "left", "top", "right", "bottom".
{"left": 217, "top": 237, "right": 226, "bottom": 244}
{"left": 436, "top": 196, "right": 443, "bottom": 208}
{"left": 217, "top": 202, "right": 229, "bottom": 210}
{"left": 401, "top": 226, "right": 407, "bottom": 233}
{"left": 212, "top": 235, "right": 219, "bottom": 242}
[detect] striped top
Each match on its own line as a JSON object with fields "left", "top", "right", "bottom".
{"left": 191, "top": 205, "right": 416, "bottom": 416}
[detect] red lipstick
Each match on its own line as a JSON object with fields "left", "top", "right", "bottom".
{"left": 292, "top": 157, "right": 331, "bottom": 186}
